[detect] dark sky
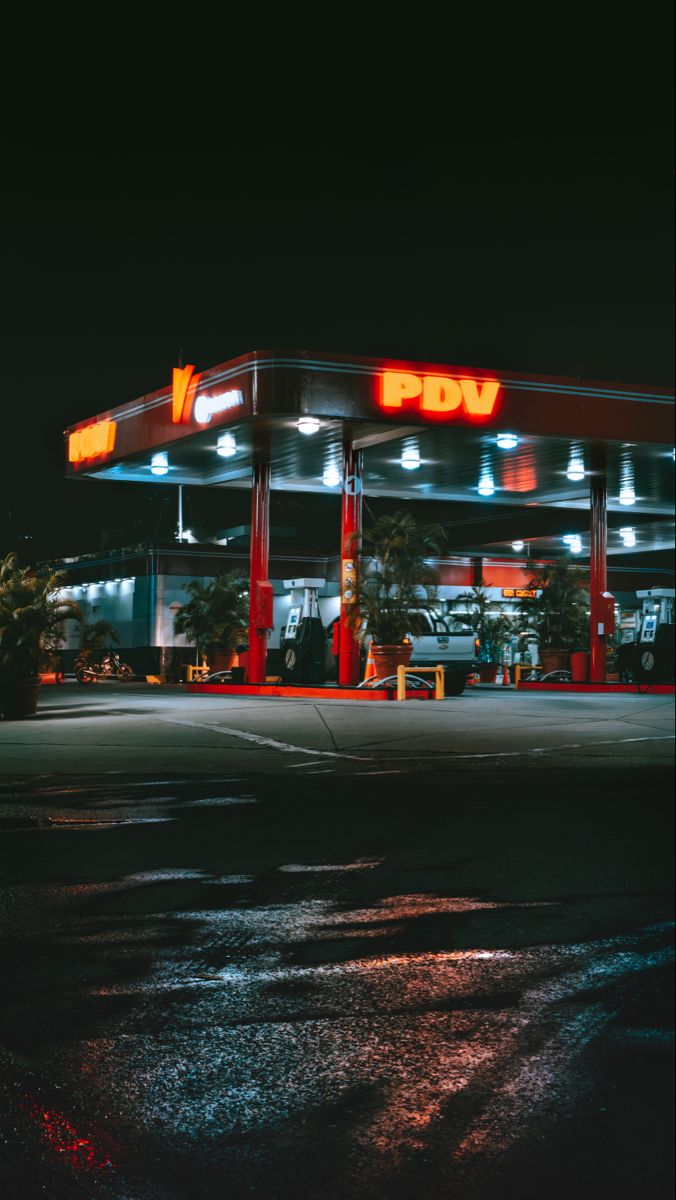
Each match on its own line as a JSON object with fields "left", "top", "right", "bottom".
{"left": 3, "top": 46, "right": 674, "bottom": 560}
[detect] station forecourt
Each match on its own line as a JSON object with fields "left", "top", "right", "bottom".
{"left": 62, "top": 349, "right": 675, "bottom": 690}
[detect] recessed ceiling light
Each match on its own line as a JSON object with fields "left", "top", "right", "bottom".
{"left": 150, "top": 452, "right": 169, "bottom": 475}
{"left": 477, "top": 469, "right": 495, "bottom": 497}
{"left": 297, "top": 417, "right": 320, "bottom": 435}
{"left": 216, "top": 432, "right": 237, "bottom": 458}
{"left": 511, "top": 540, "right": 525, "bottom": 552}
{"left": 322, "top": 465, "right": 341, "bottom": 488}
{"left": 566, "top": 454, "right": 585, "bottom": 482}
{"left": 496, "top": 433, "right": 519, "bottom": 450}
{"left": 400, "top": 444, "right": 421, "bottom": 470}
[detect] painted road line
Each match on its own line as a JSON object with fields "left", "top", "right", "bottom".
{"left": 159, "top": 718, "right": 371, "bottom": 761}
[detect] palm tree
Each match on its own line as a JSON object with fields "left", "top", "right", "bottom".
{"left": 77, "top": 618, "right": 120, "bottom": 661}
{"left": 347, "top": 511, "right": 445, "bottom": 645}
{"left": 0, "top": 553, "right": 82, "bottom": 679}
{"left": 173, "top": 571, "right": 249, "bottom": 664}
{"left": 519, "top": 555, "right": 589, "bottom": 653}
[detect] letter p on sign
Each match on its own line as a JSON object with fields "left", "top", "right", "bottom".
{"left": 381, "top": 372, "right": 422, "bottom": 407}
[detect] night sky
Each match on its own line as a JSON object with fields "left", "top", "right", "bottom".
{"left": 4, "top": 49, "right": 674, "bottom": 561}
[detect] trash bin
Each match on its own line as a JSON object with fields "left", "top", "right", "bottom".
{"left": 570, "top": 650, "right": 589, "bottom": 682}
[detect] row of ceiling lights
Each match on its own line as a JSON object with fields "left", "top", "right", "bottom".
{"left": 148, "top": 423, "right": 671, "bottom": 506}
{"left": 511, "top": 527, "right": 638, "bottom": 555}
{"left": 67, "top": 578, "right": 135, "bottom": 589}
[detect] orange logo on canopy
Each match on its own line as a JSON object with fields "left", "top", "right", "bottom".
{"left": 68, "top": 420, "right": 117, "bottom": 463}
{"left": 381, "top": 371, "right": 501, "bottom": 422}
{"left": 172, "top": 364, "right": 203, "bottom": 424}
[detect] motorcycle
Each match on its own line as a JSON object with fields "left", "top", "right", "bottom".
{"left": 75, "top": 649, "right": 134, "bottom": 684}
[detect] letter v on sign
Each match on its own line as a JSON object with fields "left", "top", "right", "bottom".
{"left": 172, "top": 364, "right": 203, "bottom": 424}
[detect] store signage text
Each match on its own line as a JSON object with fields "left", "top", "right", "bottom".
{"left": 172, "top": 364, "right": 243, "bottom": 424}
{"left": 194, "top": 389, "right": 244, "bottom": 424}
{"left": 68, "top": 419, "right": 117, "bottom": 462}
{"left": 381, "top": 371, "right": 501, "bottom": 421}
{"left": 502, "top": 588, "right": 538, "bottom": 599}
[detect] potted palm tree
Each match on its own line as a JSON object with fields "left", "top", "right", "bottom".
{"left": 0, "top": 553, "right": 81, "bottom": 719}
{"left": 519, "top": 555, "right": 589, "bottom": 674}
{"left": 347, "top": 511, "right": 443, "bottom": 680}
{"left": 174, "top": 571, "right": 249, "bottom": 673}
{"left": 453, "top": 583, "right": 510, "bottom": 682}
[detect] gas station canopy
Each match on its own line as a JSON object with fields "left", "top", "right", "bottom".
{"left": 64, "top": 349, "right": 674, "bottom": 687}
{"left": 65, "top": 348, "right": 674, "bottom": 548}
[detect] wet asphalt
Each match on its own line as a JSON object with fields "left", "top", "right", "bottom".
{"left": 0, "top": 686, "right": 673, "bottom": 1199}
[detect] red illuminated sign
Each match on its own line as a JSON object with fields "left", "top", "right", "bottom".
{"left": 502, "top": 588, "right": 538, "bottom": 599}
{"left": 172, "top": 364, "right": 203, "bottom": 424}
{"left": 172, "top": 364, "right": 244, "bottom": 425}
{"left": 68, "top": 420, "right": 117, "bottom": 463}
{"left": 381, "top": 371, "right": 501, "bottom": 421}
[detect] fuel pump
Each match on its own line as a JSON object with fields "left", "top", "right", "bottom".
{"left": 632, "top": 588, "right": 675, "bottom": 683}
{"left": 280, "top": 578, "right": 326, "bottom": 684}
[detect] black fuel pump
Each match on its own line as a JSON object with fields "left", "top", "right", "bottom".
{"left": 632, "top": 588, "right": 675, "bottom": 683}
{"left": 280, "top": 578, "right": 326, "bottom": 685}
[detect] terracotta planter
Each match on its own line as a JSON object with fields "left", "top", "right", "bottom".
{"left": 478, "top": 663, "right": 498, "bottom": 683}
{"left": 370, "top": 643, "right": 413, "bottom": 682}
{"left": 208, "top": 650, "right": 238, "bottom": 673}
{"left": 540, "top": 649, "right": 570, "bottom": 675}
{"left": 0, "top": 676, "right": 41, "bottom": 720}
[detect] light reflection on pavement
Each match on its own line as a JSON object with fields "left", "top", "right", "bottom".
{"left": 0, "top": 771, "right": 673, "bottom": 1200}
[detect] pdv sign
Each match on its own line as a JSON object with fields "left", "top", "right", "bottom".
{"left": 380, "top": 371, "right": 501, "bottom": 421}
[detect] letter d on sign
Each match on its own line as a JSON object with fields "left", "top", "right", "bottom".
{"left": 422, "top": 376, "right": 463, "bottom": 413}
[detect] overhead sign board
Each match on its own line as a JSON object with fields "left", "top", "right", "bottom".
{"left": 380, "top": 371, "right": 501, "bottom": 422}
{"left": 68, "top": 419, "right": 117, "bottom": 463}
{"left": 173, "top": 364, "right": 244, "bottom": 425}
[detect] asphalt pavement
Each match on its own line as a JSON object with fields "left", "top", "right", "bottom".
{"left": 0, "top": 684, "right": 673, "bottom": 1199}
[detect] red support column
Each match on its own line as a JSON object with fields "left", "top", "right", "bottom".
{"left": 248, "top": 454, "right": 271, "bottom": 684}
{"left": 589, "top": 451, "right": 607, "bottom": 682}
{"left": 338, "top": 436, "right": 363, "bottom": 685}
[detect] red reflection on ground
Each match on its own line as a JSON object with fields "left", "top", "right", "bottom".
{"left": 22, "top": 1092, "right": 116, "bottom": 1172}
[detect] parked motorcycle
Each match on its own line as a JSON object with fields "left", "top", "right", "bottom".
{"left": 75, "top": 649, "right": 134, "bottom": 684}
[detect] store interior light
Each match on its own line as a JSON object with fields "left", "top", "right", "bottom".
{"left": 496, "top": 433, "right": 519, "bottom": 450}
{"left": 562, "top": 534, "right": 582, "bottom": 554}
{"left": 150, "top": 452, "right": 169, "bottom": 476}
{"left": 297, "top": 417, "right": 320, "bottom": 435}
{"left": 400, "top": 442, "right": 421, "bottom": 470}
{"left": 216, "top": 431, "right": 237, "bottom": 458}
{"left": 511, "top": 540, "right": 525, "bottom": 552}
{"left": 477, "top": 469, "right": 495, "bottom": 497}
{"left": 322, "top": 464, "right": 341, "bottom": 488}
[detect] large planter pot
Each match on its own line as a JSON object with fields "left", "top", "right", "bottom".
{"left": 0, "top": 676, "right": 41, "bottom": 720}
{"left": 540, "top": 649, "right": 570, "bottom": 675}
{"left": 209, "top": 650, "right": 238, "bottom": 673}
{"left": 370, "top": 643, "right": 413, "bottom": 682}
{"left": 478, "top": 663, "right": 498, "bottom": 683}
